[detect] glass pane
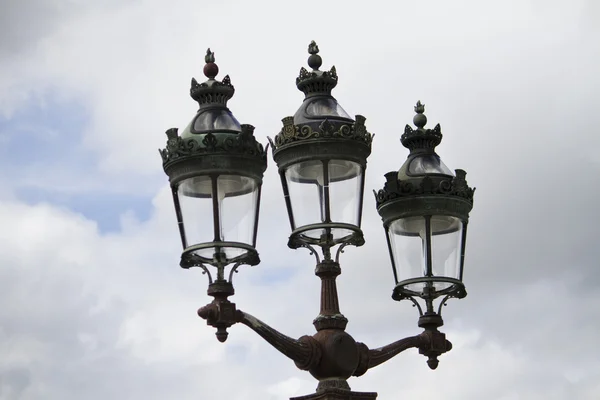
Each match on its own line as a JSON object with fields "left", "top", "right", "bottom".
{"left": 430, "top": 216, "right": 463, "bottom": 290}
{"left": 408, "top": 154, "right": 453, "bottom": 175}
{"left": 306, "top": 98, "right": 351, "bottom": 119}
{"left": 388, "top": 217, "right": 427, "bottom": 292}
{"left": 193, "top": 109, "right": 242, "bottom": 132}
{"left": 177, "top": 176, "right": 216, "bottom": 258}
{"left": 219, "top": 175, "right": 259, "bottom": 259}
{"left": 328, "top": 160, "right": 363, "bottom": 238}
{"left": 285, "top": 160, "right": 326, "bottom": 237}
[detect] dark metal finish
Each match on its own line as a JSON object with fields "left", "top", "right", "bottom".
{"left": 160, "top": 49, "right": 268, "bottom": 277}
{"left": 161, "top": 44, "right": 476, "bottom": 400}
{"left": 196, "top": 254, "right": 454, "bottom": 397}
{"left": 197, "top": 280, "right": 237, "bottom": 342}
{"left": 238, "top": 311, "right": 322, "bottom": 371}
{"left": 161, "top": 125, "right": 267, "bottom": 185}
{"left": 313, "top": 260, "right": 348, "bottom": 331}
{"left": 269, "top": 42, "right": 373, "bottom": 256}
{"left": 375, "top": 101, "right": 475, "bottom": 308}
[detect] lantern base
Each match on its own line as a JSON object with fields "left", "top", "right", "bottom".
{"left": 291, "top": 389, "right": 377, "bottom": 400}
{"left": 392, "top": 278, "right": 466, "bottom": 302}
{"left": 287, "top": 223, "right": 365, "bottom": 253}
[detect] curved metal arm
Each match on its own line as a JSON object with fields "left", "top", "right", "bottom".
{"left": 354, "top": 329, "right": 453, "bottom": 376}
{"left": 354, "top": 335, "right": 424, "bottom": 376}
{"left": 237, "top": 310, "right": 321, "bottom": 371}
{"left": 367, "top": 335, "right": 424, "bottom": 369}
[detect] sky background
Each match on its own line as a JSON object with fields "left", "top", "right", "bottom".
{"left": 1, "top": 0, "right": 599, "bottom": 399}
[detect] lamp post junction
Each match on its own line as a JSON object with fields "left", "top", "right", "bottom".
{"left": 160, "top": 42, "right": 475, "bottom": 400}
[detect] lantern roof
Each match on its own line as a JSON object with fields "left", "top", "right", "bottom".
{"left": 270, "top": 42, "right": 372, "bottom": 171}
{"left": 375, "top": 102, "right": 475, "bottom": 223}
{"left": 159, "top": 48, "right": 267, "bottom": 185}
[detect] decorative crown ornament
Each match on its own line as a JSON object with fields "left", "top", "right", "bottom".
{"left": 375, "top": 169, "right": 475, "bottom": 208}
{"left": 270, "top": 41, "right": 373, "bottom": 153}
{"left": 159, "top": 48, "right": 267, "bottom": 177}
{"left": 160, "top": 124, "right": 267, "bottom": 168}
{"left": 270, "top": 114, "right": 373, "bottom": 150}
{"left": 375, "top": 101, "right": 475, "bottom": 225}
{"left": 296, "top": 40, "right": 339, "bottom": 96}
{"left": 401, "top": 101, "right": 443, "bottom": 151}
{"left": 189, "top": 48, "right": 235, "bottom": 106}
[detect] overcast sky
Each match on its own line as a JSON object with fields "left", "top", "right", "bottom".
{"left": 1, "top": 0, "right": 599, "bottom": 399}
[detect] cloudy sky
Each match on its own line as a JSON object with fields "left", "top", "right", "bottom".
{"left": 1, "top": 0, "right": 599, "bottom": 399}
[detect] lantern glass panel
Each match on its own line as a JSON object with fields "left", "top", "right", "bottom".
{"left": 193, "top": 109, "right": 241, "bottom": 132}
{"left": 178, "top": 176, "right": 215, "bottom": 257}
{"left": 219, "top": 174, "right": 259, "bottom": 257}
{"left": 285, "top": 159, "right": 363, "bottom": 240}
{"left": 177, "top": 175, "right": 259, "bottom": 260}
{"left": 285, "top": 160, "right": 326, "bottom": 237}
{"left": 305, "top": 98, "right": 351, "bottom": 119}
{"left": 430, "top": 216, "right": 463, "bottom": 289}
{"left": 408, "top": 154, "right": 453, "bottom": 175}
{"left": 389, "top": 215, "right": 464, "bottom": 292}
{"left": 328, "top": 160, "right": 363, "bottom": 238}
{"left": 388, "top": 216, "right": 427, "bottom": 292}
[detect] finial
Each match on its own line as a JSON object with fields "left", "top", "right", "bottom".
{"left": 413, "top": 101, "right": 427, "bottom": 128}
{"left": 205, "top": 48, "right": 215, "bottom": 63}
{"left": 203, "top": 48, "right": 219, "bottom": 79}
{"left": 307, "top": 40, "right": 322, "bottom": 70}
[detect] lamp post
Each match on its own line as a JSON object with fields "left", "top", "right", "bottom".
{"left": 160, "top": 42, "right": 475, "bottom": 400}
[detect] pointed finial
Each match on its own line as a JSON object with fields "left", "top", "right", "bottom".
{"left": 205, "top": 48, "right": 215, "bottom": 63}
{"left": 307, "top": 40, "right": 322, "bottom": 70}
{"left": 203, "top": 48, "right": 219, "bottom": 79}
{"left": 413, "top": 101, "right": 427, "bottom": 128}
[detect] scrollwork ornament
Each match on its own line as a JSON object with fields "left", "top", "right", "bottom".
{"left": 438, "top": 179, "right": 453, "bottom": 194}
{"left": 272, "top": 118, "right": 373, "bottom": 149}
{"left": 375, "top": 173, "right": 475, "bottom": 208}
{"left": 160, "top": 128, "right": 267, "bottom": 167}
{"left": 338, "top": 124, "right": 352, "bottom": 138}
{"left": 299, "top": 125, "right": 318, "bottom": 140}
{"left": 223, "top": 136, "right": 237, "bottom": 151}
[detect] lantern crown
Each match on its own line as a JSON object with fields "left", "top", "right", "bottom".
{"left": 296, "top": 41, "right": 339, "bottom": 97}
{"left": 375, "top": 101, "right": 475, "bottom": 215}
{"left": 401, "top": 101, "right": 443, "bottom": 152}
{"left": 159, "top": 48, "right": 267, "bottom": 181}
{"left": 189, "top": 48, "right": 235, "bottom": 107}
{"left": 270, "top": 42, "right": 373, "bottom": 153}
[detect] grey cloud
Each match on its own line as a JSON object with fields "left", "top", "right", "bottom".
{"left": 0, "top": 0, "right": 124, "bottom": 57}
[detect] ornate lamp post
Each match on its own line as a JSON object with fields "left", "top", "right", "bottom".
{"left": 160, "top": 42, "right": 475, "bottom": 400}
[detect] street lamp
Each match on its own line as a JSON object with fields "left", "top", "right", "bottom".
{"left": 159, "top": 49, "right": 267, "bottom": 342}
{"left": 160, "top": 42, "right": 475, "bottom": 400}
{"left": 374, "top": 100, "right": 475, "bottom": 369}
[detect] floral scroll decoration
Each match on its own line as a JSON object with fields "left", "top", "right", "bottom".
{"left": 374, "top": 169, "right": 475, "bottom": 207}
{"left": 159, "top": 125, "right": 267, "bottom": 166}
{"left": 271, "top": 114, "right": 373, "bottom": 149}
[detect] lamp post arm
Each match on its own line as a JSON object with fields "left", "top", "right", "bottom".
{"left": 236, "top": 310, "right": 322, "bottom": 371}
{"left": 353, "top": 335, "right": 423, "bottom": 376}
{"left": 354, "top": 329, "right": 452, "bottom": 376}
{"left": 367, "top": 334, "right": 424, "bottom": 369}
